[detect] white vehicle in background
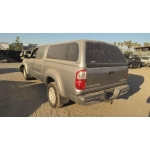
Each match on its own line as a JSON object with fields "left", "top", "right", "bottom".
{"left": 140, "top": 56, "right": 150, "bottom": 67}
{"left": 20, "top": 44, "right": 37, "bottom": 61}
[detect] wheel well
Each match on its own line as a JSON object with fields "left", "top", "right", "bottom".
{"left": 20, "top": 65, "right": 25, "bottom": 72}
{"left": 46, "top": 76, "right": 54, "bottom": 85}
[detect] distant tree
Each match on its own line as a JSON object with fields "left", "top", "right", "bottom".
{"left": 138, "top": 44, "right": 141, "bottom": 47}
{"left": 8, "top": 36, "right": 23, "bottom": 50}
{"left": 114, "top": 42, "right": 117, "bottom": 46}
{"left": 123, "top": 41, "right": 126, "bottom": 51}
{"left": 144, "top": 42, "right": 149, "bottom": 47}
{"left": 133, "top": 42, "right": 138, "bottom": 54}
{"left": 124, "top": 40, "right": 133, "bottom": 53}
{"left": 117, "top": 42, "right": 121, "bottom": 51}
{"left": 121, "top": 43, "right": 124, "bottom": 51}
{"left": 8, "top": 44, "right": 14, "bottom": 50}
{"left": 14, "top": 36, "right": 22, "bottom": 51}
{"left": 134, "top": 42, "right": 138, "bottom": 48}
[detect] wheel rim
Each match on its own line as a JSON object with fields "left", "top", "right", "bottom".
{"left": 49, "top": 87, "right": 56, "bottom": 104}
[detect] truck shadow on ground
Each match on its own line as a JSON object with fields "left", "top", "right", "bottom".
{"left": 63, "top": 100, "right": 75, "bottom": 107}
{"left": 147, "top": 97, "right": 150, "bottom": 103}
{"left": 0, "top": 80, "right": 47, "bottom": 117}
{"left": 120, "top": 74, "right": 144, "bottom": 100}
{"left": 0, "top": 68, "right": 19, "bottom": 75}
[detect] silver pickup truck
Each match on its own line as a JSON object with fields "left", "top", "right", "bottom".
{"left": 19, "top": 40, "right": 129, "bottom": 108}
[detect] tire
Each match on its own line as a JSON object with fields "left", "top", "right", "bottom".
{"left": 137, "top": 63, "right": 141, "bottom": 68}
{"left": 47, "top": 82, "right": 67, "bottom": 108}
{"left": 147, "top": 63, "right": 150, "bottom": 67}
{"left": 23, "top": 67, "right": 29, "bottom": 80}
{"left": 129, "top": 64, "right": 133, "bottom": 69}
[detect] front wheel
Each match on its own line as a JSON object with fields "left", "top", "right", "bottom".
{"left": 47, "top": 82, "right": 68, "bottom": 108}
{"left": 23, "top": 67, "right": 29, "bottom": 80}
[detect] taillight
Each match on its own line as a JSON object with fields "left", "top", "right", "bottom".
{"left": 75, "top": 69, "right": 86, "bottom": 90}
{"left": 126, "top": 74, "right": 129, "bottom": 79}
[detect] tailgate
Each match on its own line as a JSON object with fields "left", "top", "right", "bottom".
{"left": 86, "top": 66, "right": 128, "bottom": 87}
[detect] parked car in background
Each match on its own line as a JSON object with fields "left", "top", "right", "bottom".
{"left": 20, "top": 44, "right": 37, "bottom": 61}
{"left": 20, "top": 50, "right": 32, "bottom": 61}
{"left": 124, "top": 54, "right": 141, "bottom": 68}
{"left": 140, "top": 56, "right": 150, "bottom": 67}
{"left": 19, "top": 40, "right": 129, "bottom": 108}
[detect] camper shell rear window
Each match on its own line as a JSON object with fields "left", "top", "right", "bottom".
{"left": 86, "top": 42, "right": 127, "bottom": 67}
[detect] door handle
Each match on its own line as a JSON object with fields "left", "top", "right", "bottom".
{"left": 109, "top": 71, "right": 114, "bottom": 75}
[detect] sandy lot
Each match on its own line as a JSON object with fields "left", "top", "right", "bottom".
{"left": 0, "top": 63, "right": 150, "bottom": 117}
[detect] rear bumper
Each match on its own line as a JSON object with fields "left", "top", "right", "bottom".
{"left": 76, "top": 85, "right": 129, "bottom": 106}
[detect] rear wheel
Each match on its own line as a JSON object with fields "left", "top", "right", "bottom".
{"left": 47, "top": 82, "right": 69, "bottom": 108}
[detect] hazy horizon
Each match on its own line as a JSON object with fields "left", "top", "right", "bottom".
{"left": 0, "top": 33, "right": 149, "bottom": 46}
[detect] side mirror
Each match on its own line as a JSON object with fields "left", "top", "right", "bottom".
{"left": 24, "top": 55, "right": 29, "bottom": 58}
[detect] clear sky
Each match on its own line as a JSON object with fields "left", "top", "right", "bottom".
{"left": 0, "top": 33, "right": 150, "bottom": 46}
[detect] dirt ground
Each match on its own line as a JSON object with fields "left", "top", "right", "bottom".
{"left": 0, "top": 63, "right": 150, "bottom": 117}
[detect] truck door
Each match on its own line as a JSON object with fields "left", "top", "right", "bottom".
{"left": 27, "top": 48, "right": 38, "bottom": 75}
{"left": 33, "top": 46, "right": 46, "bottom": 80}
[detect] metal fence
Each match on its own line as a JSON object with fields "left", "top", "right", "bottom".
{"left": 0, "top": 50, "right": 21, "bottom": 62}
